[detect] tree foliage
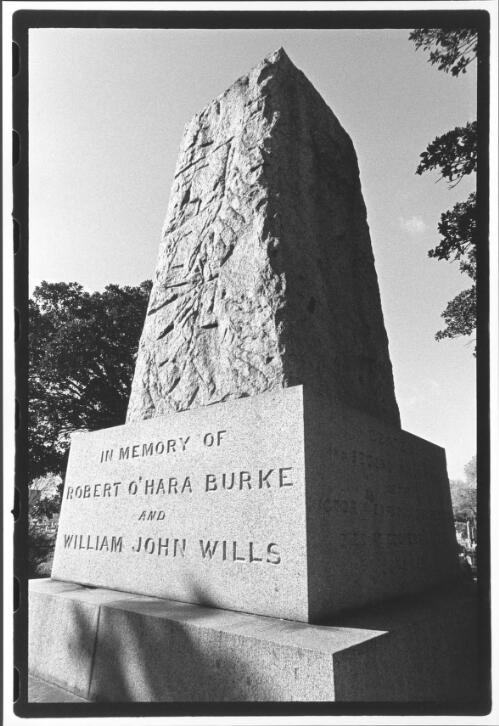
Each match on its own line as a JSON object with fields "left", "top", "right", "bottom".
{"left": 29, "top": 280, "right": 152, "bottom": 480}
{"left": 416, "top": 122, "right": 477, "bottom": 186}
{"left": 410, "top": 29, "right": 478, "bottom": 348}
{"left": 409, "top": 28, "right": 478, "bottom": 76}
{"left": 464, "top": 454, "right": 477, "bottom": 489}
{"left": 450, "top": 454, "right": 477, "bottom": 521}
{"left": 29, "top": 473, "right": 63, "bottom": 518}
{"left": 431, "top": 193, "right": 477, "bottom": 277}
{"left": 28, "top": 474, "right": 64, "bottom": 578}
{"left": 435, "top": 286, "right": 476, "bottom": 341}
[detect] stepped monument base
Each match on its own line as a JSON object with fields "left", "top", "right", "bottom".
{"left": 29, "top": 578, "right": 479, "bottom": 703}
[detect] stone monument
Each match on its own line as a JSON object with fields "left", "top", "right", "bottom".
{"left": 29, "top": 49, "right": 478, "bottom": 703}
{"left": 127, "top": 48, "right": 399, "bottom": 427}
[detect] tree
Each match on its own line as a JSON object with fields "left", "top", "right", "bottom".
{"left": 28, "top": 473, "right": 64, "bottom": 578}
{"left": 410, "top": 28, "right": 478, "bottom": 349}
{"left": 449, "top": 454, "right": 477, "bottom": 521}
{"left": 464, "top": 454, "right": 477, "bottom": 489}
{"left": 29, "top": 280, "right": 152, "bottom": 481}
{"left": 29, "top": 472, "right": 63, "bottom": 519}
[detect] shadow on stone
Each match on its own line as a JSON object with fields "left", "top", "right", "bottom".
{"left": 329, "top": 584, "right": 480, "bottom": 703}
{"left": 85, "top": 584, "right": 277, "bottom": 701}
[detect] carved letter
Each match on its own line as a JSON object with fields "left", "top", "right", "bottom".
{"left": 249, "top": 542, "right": 263, "bottom": 562}
{"left": 199, "top": 539, "right": 218, "bottom": 558}
{"left": 157, "top": 538, "right": 169, "bottom": 556}
{"left": 266, "top": 543, "right": 281, "bottom": 565}
{"left": 174, "top": 538, "right": 186, "bottom": 557}
{"left": 205, "top": 474, "right": 217, "bottom": 491}
{"left": 222, "top": 473, "right": 235, "bottom": 490}
{"left": 239, "top": 471, "right": 251, "bottom": 489}
{"left": 111, "top": 536, "right": 123, "bottom": 552}
{"left": 233, "top": 541, "right": 246, "bottom": 561}
{"left": 279, "top": 467, "right": 293, "bottom": 487}
{"left": 119, "top": 447, "right": 130, "bottom": 460}
{"left": 258, "top": 470, "right": 273, "bottom": 488}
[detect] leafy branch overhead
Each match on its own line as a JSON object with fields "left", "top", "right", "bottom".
{"left": 409, "top": 28, "right": 478, "bottom": 76}
{"left": 410, "top": 28, "right": 478, "bottom": 348}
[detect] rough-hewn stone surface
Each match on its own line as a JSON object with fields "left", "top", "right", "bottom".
{"left": 127, "top": 48, "right": 400, "bottom": 426}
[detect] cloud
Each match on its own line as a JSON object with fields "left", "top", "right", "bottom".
{"left": 398, "top": 215, "right": 427, "bottom": 235}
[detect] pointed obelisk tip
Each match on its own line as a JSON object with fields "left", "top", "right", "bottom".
{"left": 265, "top": 46, "right": 292, "bottom": 65}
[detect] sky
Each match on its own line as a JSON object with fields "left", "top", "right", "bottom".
{"left": 28, "top": 27, "right": 477, "bottom": 480}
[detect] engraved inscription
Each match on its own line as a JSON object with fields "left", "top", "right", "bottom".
{"left": 205, "top": 467, "right": 293, "bottom": 491}
{"left": 63, "top": 534, "right": 123, "bottom": 552}
{"left": 65, "top": 464, "right": 295, "bottom": 500}
{"left": 60, "top": 533, "right": 282, "bottom": 565}
{"left": 98, "top": 429, "right": 228, "bottom": 463}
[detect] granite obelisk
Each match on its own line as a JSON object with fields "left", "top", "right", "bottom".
{"left": 127, "top": 48, "right": 400, "bottom": 427}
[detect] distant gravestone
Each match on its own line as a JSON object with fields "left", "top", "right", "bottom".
{"left": 52, "top": 48, "right": 459, "bottom": 623}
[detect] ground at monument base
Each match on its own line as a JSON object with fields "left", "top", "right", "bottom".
{"left": 29, "top": 578, "right": 479, "bottom": 703}
{"left": 28, "top": 675, "right": 90, "bottom": 703}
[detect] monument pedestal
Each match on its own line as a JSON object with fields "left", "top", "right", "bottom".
{"left": 29, "top": 578, "right": 478, "bottom": 703}
{"left": 50, "top": 386, "right": 460, "bottom": 623}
